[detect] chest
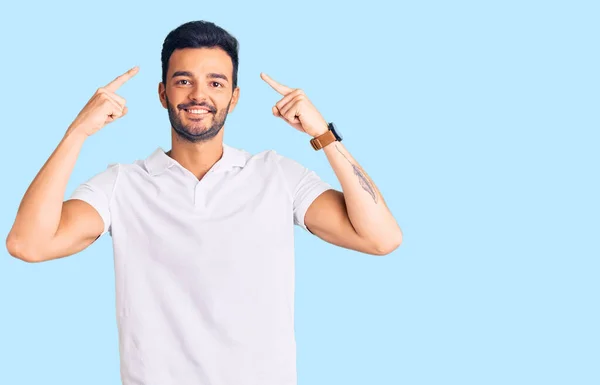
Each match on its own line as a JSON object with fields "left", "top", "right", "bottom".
{"left": 110, "top": 170, "right": 294, "bottom": 267}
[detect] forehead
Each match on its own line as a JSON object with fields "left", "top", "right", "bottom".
{"left": 168, "top": 47, "right": 233, "bottom": 77}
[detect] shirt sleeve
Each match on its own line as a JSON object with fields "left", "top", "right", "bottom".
{"left": 276, "top": 153, "right": 333, "bottom": 232}
{"left": 68, "top": 163, "right": 120, "bottom": 237}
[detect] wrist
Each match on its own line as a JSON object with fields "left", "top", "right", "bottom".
{"left": 309, "top": 122, "right": 343, "bottom": 151}
{"left": 64, "top": 123, "right": 90, "bottom": 142}
{"left": 311, "top": 120, "right": 329, "bottom": 138}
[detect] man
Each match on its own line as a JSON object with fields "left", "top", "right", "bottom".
{"left": 6, "top": 20, "right": 402, "bottom": 385}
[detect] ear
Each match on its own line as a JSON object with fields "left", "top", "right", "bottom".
{"left": 228, "top": 87, "right": 240, "bottom": 113}
{"left": 158, "top": 82, "right": 167, "bottom": 109}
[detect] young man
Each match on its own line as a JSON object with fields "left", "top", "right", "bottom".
{"left": 6, "top": 20, "right": 402, "bottom": 385}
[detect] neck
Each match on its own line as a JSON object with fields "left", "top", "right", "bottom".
{"left": 167, "top": 129, "right": 225, "bottom": 180}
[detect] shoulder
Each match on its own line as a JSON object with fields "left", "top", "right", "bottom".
{"left": 245, "top": 147, "right": 281, "bottom": 163}
{"left": 241, "top": 149, "right": 316, "bottom": 186}
{"left": 245, "top": 148, "right": 306, "bottom": 171}
{"left": 238, "top": 147, "right": 289, "bottom": 171}
{"left": 78, "top": 162, "right": 121, "bottom": 186}
{"left": 105, "top": 148, "right": 167, "bottom": 177}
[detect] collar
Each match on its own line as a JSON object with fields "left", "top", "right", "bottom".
{"left": 144, "top": 143, "right": 247, "bottom": 176}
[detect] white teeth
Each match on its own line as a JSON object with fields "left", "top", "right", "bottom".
{"left": 188, "top": 109, "right": 209, "bottom": 114}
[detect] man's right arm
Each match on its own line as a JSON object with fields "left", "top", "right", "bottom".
{"left": 5, "top": 66, "right": 138, "bottom": 263}
{"left": 6, "top": 130, "right": 105, "bottom": 262}
{"left": 6, "top": 130, "right": 104, "bottom": 262}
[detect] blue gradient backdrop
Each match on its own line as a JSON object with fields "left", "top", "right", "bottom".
{"left": 1, "top": 1, "right": 598, "bottom": 384}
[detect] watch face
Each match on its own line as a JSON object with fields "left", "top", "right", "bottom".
{"left": 330, "top": 122, "right": 343, "bottom": 141}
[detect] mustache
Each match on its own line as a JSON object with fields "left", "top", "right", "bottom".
{"left": 178, "top": 102, "right": 216, "bottom": 113}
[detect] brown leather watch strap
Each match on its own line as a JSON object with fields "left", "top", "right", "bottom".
{"left": 310, "top": 130, "right": 337, "bottom": 150}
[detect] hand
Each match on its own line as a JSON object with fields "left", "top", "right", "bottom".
{"left": 69, "top": 66, "right": 139, "bottom": 137}
{"left": 261, "top": 73, "right": 329, "bottom": 137}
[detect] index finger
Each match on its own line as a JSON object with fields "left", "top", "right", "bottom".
{"left": 105, "top": 66, "right": 139, "bottom": 92}
{"left": 260, "top": 72, "right": 293, "bottom": 95}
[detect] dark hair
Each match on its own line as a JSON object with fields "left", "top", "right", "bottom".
{"left": 161, "top": 21, "right": 239, "bottom": 89}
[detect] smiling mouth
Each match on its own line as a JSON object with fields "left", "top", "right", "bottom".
{"left": 183, "top": 108, "right": 213, "bottom": 115}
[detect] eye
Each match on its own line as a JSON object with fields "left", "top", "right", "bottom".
{"left": 176, "top": 79, "right": 190, "bottom": 85}
{"left": 211, "top": 81, "right": 224, "bottom": 88}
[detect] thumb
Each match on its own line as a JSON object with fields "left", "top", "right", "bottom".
{"left": 272, "top": 105, "right": 281, "bottom": 117}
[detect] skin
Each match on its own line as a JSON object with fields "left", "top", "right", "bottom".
{"left": 5, "top": 67, "right": 140, "bottom": 262}
{"left": 260, "top": 73, "right": 402, "bottom": 254}
{"left": 158, "top": 47, "right": 240, "bottom": 180}
{"left": 6, "top": 45, "right": 402, "bottom": 263}
{"left": 158, "top": 48, "right": 403, "bottom": 253}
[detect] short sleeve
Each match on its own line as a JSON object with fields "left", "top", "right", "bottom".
{"left": 276, "top": 154, "right": 332, "bottom": 232}
{"left": 68, "top": 163, "right": 120, "bottom": 237}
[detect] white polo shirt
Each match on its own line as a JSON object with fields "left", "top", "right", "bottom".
{"left": 69, "top": 143, "right": 332, "bottom": 385}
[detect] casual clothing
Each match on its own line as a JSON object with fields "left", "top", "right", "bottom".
{"left": 69, "top": 143, "right": 331, "bottom": 385}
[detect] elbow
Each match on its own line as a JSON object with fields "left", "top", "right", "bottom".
{"left": 371, "top": 229, "right": 403, "bottom": 256}
{"left": 6, "top": 233, "right": 43, "bottom": 263}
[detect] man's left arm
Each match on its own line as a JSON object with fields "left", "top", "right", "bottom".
{"left": 261, "top": 72, "right": 402, "bottom": 255}
{"left": 305, "top": 140, "right": 402, "bottom": 255}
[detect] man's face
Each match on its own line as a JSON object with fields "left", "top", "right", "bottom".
{"left": 159, "top": 47, "right": 239, "bottom": 143}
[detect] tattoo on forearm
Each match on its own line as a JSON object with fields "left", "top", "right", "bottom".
{"left": 335, "top": 144, "right": 378, "bottom": 204}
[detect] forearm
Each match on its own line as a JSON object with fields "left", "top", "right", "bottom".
{"left": 322, "top": 141, "right": 402, "bottom": 249}
{"left": 7, "top": 125, "right": 87, "bottom": 252}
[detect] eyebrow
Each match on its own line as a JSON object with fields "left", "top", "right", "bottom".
{"left": 171, "top": 71, "right": 229, "bottom": 82}
{"left": 207, "top": 73, "right": 229, "bottom": 82}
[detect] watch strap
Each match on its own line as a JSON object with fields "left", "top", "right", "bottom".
{"left": 310, "top": 129, "right": 337, "bottom": 150}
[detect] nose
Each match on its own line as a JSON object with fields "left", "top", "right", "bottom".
{"left": 188, "top": 83, "right": 209, "bottom": 103}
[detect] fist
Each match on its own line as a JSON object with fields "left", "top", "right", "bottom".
{"left": 70, "top": 66, "right": 139, "bottom": 137}
{"left": 261, "top": 73, "right": 328, "bottom": 137}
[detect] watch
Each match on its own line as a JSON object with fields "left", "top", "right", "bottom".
{"left": 310, "top": 122, "right": 343, "bottom": 150}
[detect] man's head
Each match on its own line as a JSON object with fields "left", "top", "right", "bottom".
{"left": 158, "top": 21, "right": 240, "bottom": 143}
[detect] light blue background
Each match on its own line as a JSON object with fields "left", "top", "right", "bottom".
{"left": 1, "top": 1, "right": 598, "bottom": 384}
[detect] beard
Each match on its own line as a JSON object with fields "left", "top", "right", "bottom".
{"left": 166, "top": 96, "right": 232, "bottom": 143}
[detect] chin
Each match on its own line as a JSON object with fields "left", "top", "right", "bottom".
{"left": 183, "top": 125, "right": 209, "bottom": 135}
{"left": 173, "top": 123, "right": 222, "bottom": 143}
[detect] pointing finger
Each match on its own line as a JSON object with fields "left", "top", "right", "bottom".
{"left": 105, "top": 66, "right": 139, "bottom": 92}
{"left": 260, "top": 72, "right": 293, "bottom": 95}
{"left": 97, "top": 88, "right": 127, "bottom": 107}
